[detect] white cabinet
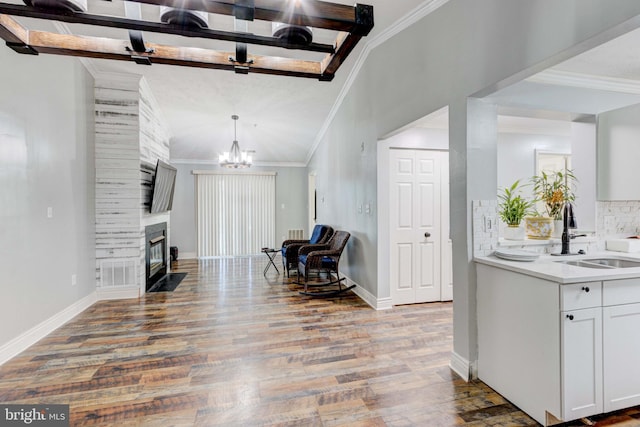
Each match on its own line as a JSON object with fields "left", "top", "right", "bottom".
{"left": 602, "top": 277, "right": 640, "bottom": 412}
{"left": 561, "top": 307, "right": 603, "bottom": 420}
{"left": 477, "top": 265, "right": 640, "bottom": 425}
{"left": 560, "top": 282, "right": 603, "bottom": 421}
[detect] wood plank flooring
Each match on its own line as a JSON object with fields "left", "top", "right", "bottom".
{"left": 1, "top": 256, "right": 640, "bottom": 426}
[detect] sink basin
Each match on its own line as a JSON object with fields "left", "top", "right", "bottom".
{"left": 555, "top": 258, "right": 640, "bottom": 269}
{"left": 586, "top": 258, "right": 640, "bottom": 268}
{"left": 557, "top": 260, "right": 615, "bottom": 269}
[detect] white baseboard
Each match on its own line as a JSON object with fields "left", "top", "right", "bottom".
{"left": 96, "top": 286, "right": 140, "bottom": 300}
{"left": 179, "top": 252, "right": 197, "bottom": 260}
{"left": 0, "top": 291, "right": 98, "bottom": 366}
{"left": 341, "top": 272, "right": 393, "bottom": 310}
{"left": 449, "top": 350, "right": 472, "bottom": 382}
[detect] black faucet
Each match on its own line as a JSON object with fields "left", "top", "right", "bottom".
{"left": 560, "top": 202, "right": 577, "bottom": 255}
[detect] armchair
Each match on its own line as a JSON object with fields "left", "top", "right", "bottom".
{"left": 296, "top": 230, "right": 354, "bottom": 297}
{"left": 281, "top": 224, "right": 333, "bottom": 277}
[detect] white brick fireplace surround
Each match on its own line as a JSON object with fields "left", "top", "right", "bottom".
{"left": 94, "top": 72, "right": 171, "bottom": 299}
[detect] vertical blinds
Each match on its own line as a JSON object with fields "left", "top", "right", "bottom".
{"left": 196, "top": 172, "right": 276, "bottom": 257}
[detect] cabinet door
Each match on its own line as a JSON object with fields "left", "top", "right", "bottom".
{"left": 603, "top": 303, "right": 640, "bottom": 412}
{"left": 561, "top": 307, "right": 603, "bottom": 421}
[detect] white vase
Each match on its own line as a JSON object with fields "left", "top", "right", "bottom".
{"left": 503, "top": 225, "right": 525, "bottom": 241}
{"left": 553, "top": 219, "right": 563, "bottom": 238}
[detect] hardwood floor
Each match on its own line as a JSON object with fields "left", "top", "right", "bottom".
{"left": 1, "top": 257, "right": 640, "bottom": 426}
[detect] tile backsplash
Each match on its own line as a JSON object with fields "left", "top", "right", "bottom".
{"left": 597, "top": 201, "right": 640, "bottom": 241}
{"left": 472, "top": 200, "right": 498, "bottom": 257}
{"left": 473, "top": 200, "right": 640, "bottom": 257}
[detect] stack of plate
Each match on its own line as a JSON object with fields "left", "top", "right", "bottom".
{"left": 494, "top": 249, "right": 540, "bottom": 262}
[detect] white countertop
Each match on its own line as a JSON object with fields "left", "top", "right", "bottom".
{"left": 475, "top": 251, "right": 640, "bottom": 284}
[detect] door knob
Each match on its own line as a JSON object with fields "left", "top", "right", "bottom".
{"left": 424, "top": 232, "right": 431, "bottom": 238}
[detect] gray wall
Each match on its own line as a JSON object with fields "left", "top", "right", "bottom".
{"left": 597, "top": 103, "right": 640, "bottom": 201}
{"left": 497, "top": 128, "right": 597, "bottom": 232}
{"left": 170, "top": 163, "right": 308, "bottom": 257}
{"left": 497, "top": 133, "right": 572, "bottom": 198}
{"left": 0, "top": 49, "right": 95, "bottom": 345}
{"left": 307, "top": 0, "right": 640, "bottom": 373}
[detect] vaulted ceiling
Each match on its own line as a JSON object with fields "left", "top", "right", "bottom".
{"left": 2, "top": 0, "right": 431, "bottom": 165}
{"left": 5, "top": 1, "right": 640, "bottom": 164}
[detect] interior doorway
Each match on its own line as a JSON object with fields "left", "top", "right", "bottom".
{"left": 389, "top": 149, "right": 452, "bottom": 304}
{"left": 377, "top": 106, "right": 452, "bottom": 307}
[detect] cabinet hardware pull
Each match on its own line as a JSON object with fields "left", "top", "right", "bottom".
{"left": 566, "top": 314, "right": 574, "bottom": 320}
{"left": 424, "top": 232, "right": 431, "bottom": 238}
{"left": 582, "top": 286, "right": 590, "bottom": 293}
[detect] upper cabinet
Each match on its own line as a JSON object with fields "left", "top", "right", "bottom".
{"left": 597, "top": 103, "right": 640, "bottom": 200}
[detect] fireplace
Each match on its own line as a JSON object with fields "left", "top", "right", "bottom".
{"left": 145, "top": 222, "right": 168, "bottom": 291}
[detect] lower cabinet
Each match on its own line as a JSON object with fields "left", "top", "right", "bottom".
{"left": 477, "top": 265, "right": 640, "bottom": 426}
{"left": 561, "top": 307, "right": 603, "bottom": 420}
{"left": 603, "top": 302, "right": 640, "bottom": 412}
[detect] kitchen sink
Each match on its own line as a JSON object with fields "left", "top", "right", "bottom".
{"left": 557, "top": 260, "right": 615, "bottom": 269}
{"left": 586, "top": 258, "right": 640, "bottom": 268}
{"left": 555, "top": 258, "right": 640, "bottom": 269}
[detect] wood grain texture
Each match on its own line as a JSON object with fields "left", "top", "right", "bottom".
{"left": 0, "top": 257, "right": 638, "bottom": 426}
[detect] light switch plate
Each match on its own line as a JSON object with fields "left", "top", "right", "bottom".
{"left": 484, "top": 215, "right": 495, "bottom": 232}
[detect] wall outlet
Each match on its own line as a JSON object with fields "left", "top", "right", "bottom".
{"left": 484, "top": 215, "right": 496, "bottom": 232}
{"left": 71, "top": 274, "right": 77, "bottom": 286}
{"left": 47, "top": 207, "right": 53, "bottom": 218}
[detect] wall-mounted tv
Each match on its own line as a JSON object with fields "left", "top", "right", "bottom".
{"left": 150, "top": 160, "right": 177, "bottom": 213}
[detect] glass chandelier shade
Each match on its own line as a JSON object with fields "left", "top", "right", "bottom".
{"left": 219, "top": 115, "right": 252, "bottom": 168}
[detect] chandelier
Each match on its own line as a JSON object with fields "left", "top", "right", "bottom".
{"left": 219, "top": 115, "right": 252, "bottom": 169}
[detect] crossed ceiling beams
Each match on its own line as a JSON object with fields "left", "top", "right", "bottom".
{"left": 0, "top": 0, "right": 374, "bottom": 80}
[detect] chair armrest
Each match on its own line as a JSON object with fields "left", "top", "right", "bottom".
{"left": 282, "top": 239, "right": 309, "bottom": 246}
{"left": 306, "top": 249, "right": 338, "bottom": 259}
{"left": 299, "top": 244, "right": 329, "bottom": 256}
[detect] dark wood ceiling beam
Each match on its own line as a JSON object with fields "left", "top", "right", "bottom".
{"left": 0, "top": 3, "right": 335, "bottom": 53}
{"left": 320, "top": 31, "right": 361, "bottom": 80}
{"left": 26, "top": 30, "right": 322, "bottom": 78}
{"left": 0, "top": 14, "right": 28, "bottom": 44}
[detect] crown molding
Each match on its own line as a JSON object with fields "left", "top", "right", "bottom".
{"left": 527, "top": 69, "right": 640, "bottom": 95}
{"left": 306, "top": 0, "right": 451, "bottom": 165}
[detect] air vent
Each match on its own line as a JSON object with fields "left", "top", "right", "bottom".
{"left": 99, "top": 258, "right": 138, "bottom": 288}
{"left": 288, "top": 229, "right": 304, "bottom": 240}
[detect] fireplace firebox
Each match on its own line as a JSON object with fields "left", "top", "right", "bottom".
{"left": 145, "top": 222, "right": 168, "bottom": 291}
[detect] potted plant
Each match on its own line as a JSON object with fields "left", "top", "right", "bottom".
{"left": 530, "top": 170, "right": 577, "bottom": 238}
{"left": 498, "top": 180, "right": 534, "bottom": 240}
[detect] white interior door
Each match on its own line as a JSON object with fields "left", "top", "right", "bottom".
{"left": 390, "top": 149, "right": 450, "bottom": 304}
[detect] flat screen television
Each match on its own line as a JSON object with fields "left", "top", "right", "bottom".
{"left": 150, "top": 160, "right": 177, "bottom": 213}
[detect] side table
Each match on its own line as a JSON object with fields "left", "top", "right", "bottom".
{"left": 261, "top": 248, "right": 280, "bottom": 276}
